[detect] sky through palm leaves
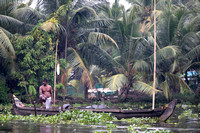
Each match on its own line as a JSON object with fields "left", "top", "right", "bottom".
{"left": 25, "top": 0, "right": 131, "bottom": 9}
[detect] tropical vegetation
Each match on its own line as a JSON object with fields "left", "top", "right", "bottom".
{"left": 0, "top": 0, "right": 200, "bottom": 105}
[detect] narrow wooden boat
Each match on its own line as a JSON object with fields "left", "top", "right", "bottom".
{"left": 12, "top": 95, "right": 177, "bottom": 122}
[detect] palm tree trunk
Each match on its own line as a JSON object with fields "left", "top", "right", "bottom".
{"left": 84, "top": 85, "right": 89, "bottom": 99}
{"left": 65, "top": 35, "right": 68, "bottom": 59}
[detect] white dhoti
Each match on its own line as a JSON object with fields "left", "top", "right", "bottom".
{"left": 45, "top": 97, "right": 51, "bottom": 109}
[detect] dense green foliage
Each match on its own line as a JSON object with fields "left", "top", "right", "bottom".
{"left": 1, "top": 1, "right": 200, "bottom": 132}
{"left": 13, "top": 27, "right": 56, "bottom": 85}
{"left": 0, "top": 78, "right": 11, "bottom": 104}
{"left": 10, "top": 26, "right": 57, "bottom": 99}
{"left": 0, "top": 0, "right": 200, "bottom": 104}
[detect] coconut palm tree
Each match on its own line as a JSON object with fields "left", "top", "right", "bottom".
{"left": 0, "top": 0, "right": 45, "bottom": 34}
{"left": 79, "top": 3, "right": 183, "bottom": 101}
{"left": 39, "top": 0, "right": 114, "bottom": 98}
{"left": 72, "top": 6, "right": 158, "bottom": 100}
{"left": 146, "top": 0, "right": 200, "bottom": 100}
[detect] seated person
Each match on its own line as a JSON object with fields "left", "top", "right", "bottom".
{"left": 39, "top": 78, "right": 53, "bottom": 109}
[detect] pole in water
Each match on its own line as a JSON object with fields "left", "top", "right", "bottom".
{"left": 152, "top": 0, "right": 157, "bottom": 110}
{"left": 53, "top": 40, "right": 59, "bottom": 108}
{"left": 33, "top": 101, "right": 37, "bottom": 116}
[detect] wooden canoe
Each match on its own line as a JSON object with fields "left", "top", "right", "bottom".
{"left": 12, "top": 96, "right": 177, "bottom": 122}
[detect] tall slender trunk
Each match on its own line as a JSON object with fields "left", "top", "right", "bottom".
{"left": 53, "top": 40, "right": 58, "bottom": 107}
{"left": 65, "top": 35, "right": 68, "bottom": 60}
{"left": 152, "top": 0, "right": 157, "bottom": 110}
{"left": 84, "top": 85, "right": 89, "bottom": 99}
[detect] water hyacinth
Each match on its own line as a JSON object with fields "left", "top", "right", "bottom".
{"left": 128, "top": 124, "right": 171, "bottom": 133}
{"left": 178, "top": 109, "right": 199, "bottom": 119}
{"left": 0, "top": 109, "right": 116, "bottom": 124}
{"left": 120, "top": 117, "right": 159, "bottom": 124}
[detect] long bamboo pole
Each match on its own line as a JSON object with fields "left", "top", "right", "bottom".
{"left": 53, "top": 40, "right": 58, "bottom": 108}
{"left": 152, "top": 0, "right": 157, "bottom": 110}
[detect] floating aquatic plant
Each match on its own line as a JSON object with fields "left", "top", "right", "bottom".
{"left": 0, "top": 109, "right": 116, "bottom": 124}
{"left": 178, "top": 109, "right": 198, "bottom": 119}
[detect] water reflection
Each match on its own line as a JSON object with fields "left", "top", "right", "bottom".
{"left": 0, "top": 121, "right": 121, "bottom": 133}
{"left": 40, "top": 125, "right": 52, "bottom": 133}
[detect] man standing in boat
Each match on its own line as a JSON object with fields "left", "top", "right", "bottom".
{"left": 39, "top": 78, "right": 53, "bottom": 109}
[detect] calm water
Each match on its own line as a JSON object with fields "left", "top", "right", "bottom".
{"left": 0, "top": 106, "right": 200, "bottom": 133}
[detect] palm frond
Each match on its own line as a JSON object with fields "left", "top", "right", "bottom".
{"left": 0, "top": 27, "right": 13, "bottom": 38}
{"left": 40, "top": 20, "right": 66, "bottom": 36}
{"left": 122, "top": 7, "right": 127, "bottom": 27}
{"left": 73, "top": 6, "right": 97, "bottom": 21}
{"left": 79, "top": 44, "right": 122, "bottom": 71}
{"left": 68, "top": 79, "right": 80, "bottom": 92}
{"left": 72, "top": 0, "right": 108, "bottom": 12}
{"left": 160, "top": 79, "right": 169, "bottom": 100}
{"left": 177, "top": 13, "right": 198, "bottom": 34}
{"left": 134, "top": 60, "right": 151, "bottom": 73}
{"left": 0, "top": 0, "right": 16, "bottom": 15}
{"left": 170, "top": 59, "right": 178, "bottom": 73}
{"left": 64, "top": 67, "right": 72, "bottom": 81}
{"left": 133, "top": 38, "right": 152, "bottom": 61}
{"left": 88, "top": 32, "right": 119, "bottom": 49}
{"left": 184, "top": 45, "right": 200, "bottom": 61}
{"left": 128, "top": 4, "right": 139, "bottom": 24}
{"left": 11, "top": 6, "right": 45, "bottom": 25}
{"left": 36, "top": 0, "right": 60, "bottom": 15}
{"left": 0, "top": 29, "right": 15, "bottom": 59}
{"left": 181, "top": 32, "right": 200, "bottom": 60}
{"left": 187, "top": 15, "right": 200, "bottom": 32}
{"left": 67, "top": 48, "right": 93, "bottom": 89}
{"left": 84, "top": 18, "right": 113, "bottom": 28}
{"left": 67, "top": 48, "right": 87, "bottom": 70}
{"left": 89, "top": 65, "right": 101, "bottom": 75}
{"left": 181, "top": 62, "right": 200, "bottom": 73}
{"left": 105, "top": 74, "right": 128, "bottom": 90}
{"left": 0, "top": 14, "right": 24, "bottom": 33}
{"left": 157, "top": 8, "right": 179, "bottom": 46}
{"left": 167, "top": 73, "right": 192, "bottom": 93}
{"left": 150, "top": 45, "right": 180, "bottom": 65}
{"left": 135, "top": 81, "right": 160, "bottom": 96}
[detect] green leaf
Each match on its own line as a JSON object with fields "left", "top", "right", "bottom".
{"left": 88, "top": 32, "right": 119, "bottom": 49}
{"left": 134, "top": 60, "right": 151, "bottom": 73}
{"left": 0, "top": 29, "right": 15, "bottom": 61}
{"left": 160, "top": 80, "right": 169, "bottom": 100}
{"left": 135, "top": 81, "right": 160, "bottom": 96}
{"left": 28, "top": 85, "right": 36, "bottom": 95}
{"left": 68, "top": 80, "right": 80, "bottom": 93}
{"left": 11, "top": 6, "right": 45, "bottom": 25}
{"left": 105, "top": 74, "right": 128, "bottom": 90}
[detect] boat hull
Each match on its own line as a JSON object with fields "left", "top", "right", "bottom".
{"left": 12, "top": 98, "right": 177, "bottom": 121}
